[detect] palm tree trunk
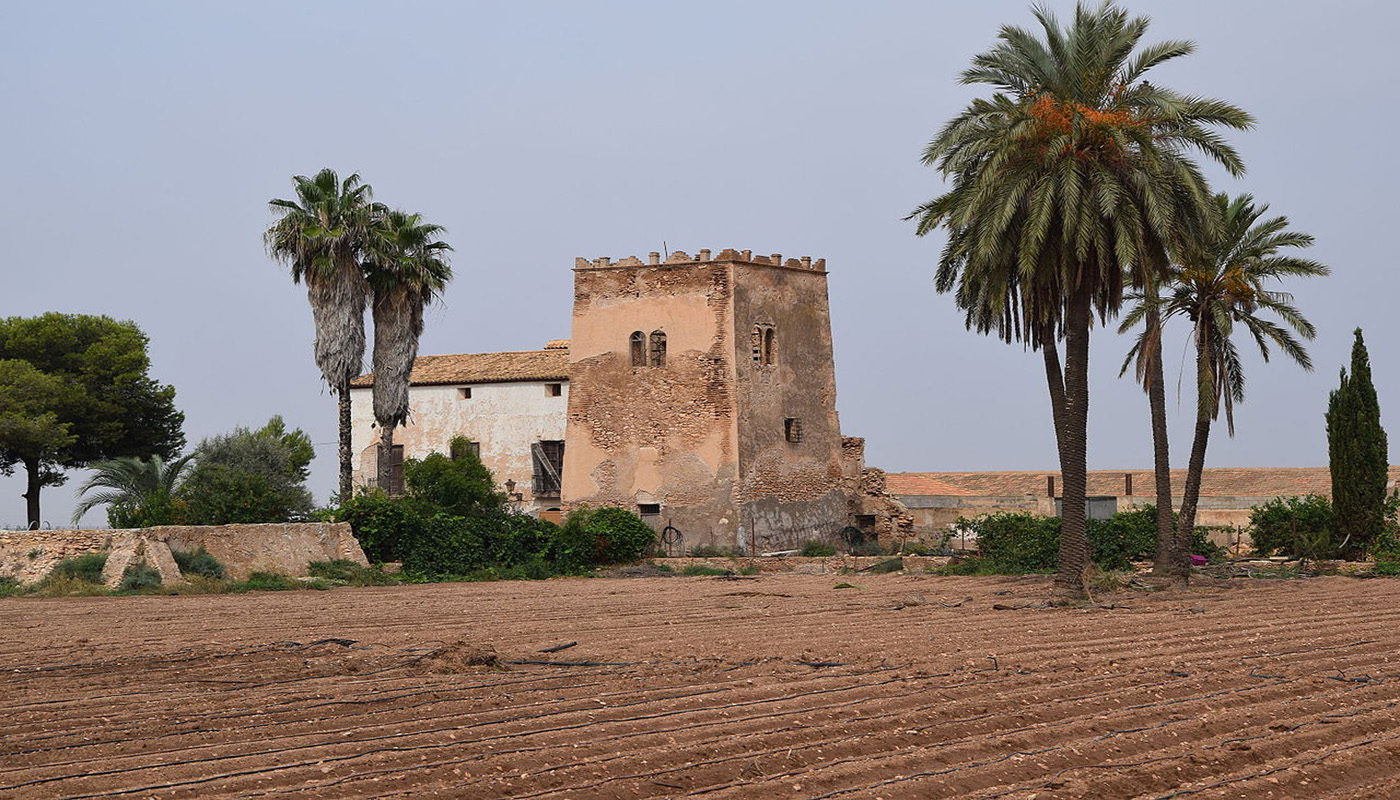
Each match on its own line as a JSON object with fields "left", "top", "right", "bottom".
{"left": 1173, "top": 343, "right": 1214, "bottom": 588}
{"left": 1144, "top": 307, "right": 1175, "bottom": 575}
{"left": 22, "top": 456, "right": 41, "bottom": 530}
{"left": 1053, "top": 290, "right": 1092, "bottom": 604}
{"left": 377, "top": 424, "right": 396, "bottom": 493}
{"left": 338, "top": 386, "right": 354, "bottom": 502}
{"left": 1040, "top": 324, "right": 1069, "bottom": 462}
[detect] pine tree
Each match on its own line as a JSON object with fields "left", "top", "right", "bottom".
{"left": 1327, "top": 328, "right": 1389, "bottom": 558}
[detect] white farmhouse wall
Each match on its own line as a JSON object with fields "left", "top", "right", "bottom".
{"left": 351, "top": 380, "right": 568, "bottom": 512}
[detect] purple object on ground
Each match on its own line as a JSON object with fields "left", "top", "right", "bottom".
{"left": 1190, "top": 555, "right": 1208, "bottom": 566}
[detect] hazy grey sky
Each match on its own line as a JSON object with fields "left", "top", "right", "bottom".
{"left": 4, "top": 1, "right": 1396, "bottom": 527}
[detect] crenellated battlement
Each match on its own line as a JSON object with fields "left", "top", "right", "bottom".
{"left": 574, "top": 248, "right": 826, "bottom": 273}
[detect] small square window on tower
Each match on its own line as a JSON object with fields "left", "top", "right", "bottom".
{"left": 545, "top": 383, "right": 563, "bottom": 397}
{"left": 784, "top": 418, "right": 803, "bottom": 443}
{"left": 637, "top": 503, "right": 661, "bottom": 516}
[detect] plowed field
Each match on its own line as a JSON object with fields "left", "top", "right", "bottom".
{"left": 3, "top": 574, "right": 1400, "bottom": 799}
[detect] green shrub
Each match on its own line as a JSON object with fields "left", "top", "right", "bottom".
{"left": 1086, "top": 506, "right": 1157, "bottom": 570}
{"left": 178, "top": 465, "right": 295, "bottom": 525}
{"left": 31, "top": 575, "right": 111, "bottom": 597}
{"left": 472, "top": 511, "right": 558, "bottom": 567}
{"left": 401, "top": 513, "right": 487, "bottom": 577}
{"left": 335, "top": 489, "right": 424, "bottom": 563}
{"left": 1250, "top": 495, "right": 1335, "bottom": 558}
{"left": 552, "top": 507, "right": 656, "bottom": 570}
{"left": 963, "top": 513, "right": 1060, "bottom": 572}
{"left": 800, "top": 540, "right": 837, "bottom": 557}
{"left": 689, "top": 545, "right": 739, "bottom": 558}
{"left": 682, "top": 564, "right": 732, "bottom": 577}
{"left": 403, "top": 440, "right": 506, "bottom": 519}
{"left": 230, "top": 571, "right": 301, "bottom": 592}
{"left": 108, "top": 491, "right": 182, "bottom": 529}
{"left": 849, "top": 540, "right": 889, "bottom": 556}
{"left": 307, "top": 559, "right": 397, "bottom": 586}
{"left": 51, "top": 552, "right": 109, "bottom": 583}
{"left": 0, "top": 577, "right": 22, "bottom": 598}
{"left": 119, "top": 561, "right": 163, "bottom": 591}
{"left": 867, "top": 557, "right": 904, "bottom": 574}
{"left": 171, "top": 546, "right": 225, "bottom": 579}
{"left": 1373, "top": 560, "right": 1400, "bottom": 576}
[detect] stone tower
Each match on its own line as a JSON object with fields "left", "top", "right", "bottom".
{"left": 562, "top": 248, "right": 853, "bottom": 553}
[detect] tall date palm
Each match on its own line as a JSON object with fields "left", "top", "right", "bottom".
{"left": 1157, "top": 193, "right": 1325, "bottom": 584}
{"left": 366, "top": 211, "right": 454, "bottom": 491}
{"left": 910, "top": 3, "right": 1252, "bottom": 601}
{"left": 265, "top": 169, "right": 379, "bottom": 502}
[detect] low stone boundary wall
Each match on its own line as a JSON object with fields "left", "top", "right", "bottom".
{"left": 0, "top": 523, "right": 367, "bottom": 587}
{"left": 652, "top": 555, "right": 952, "bottom": 575}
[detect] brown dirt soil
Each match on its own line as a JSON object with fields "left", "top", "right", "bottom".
{"left": 2, "top": 574, "right": 1400, "bottom": 799}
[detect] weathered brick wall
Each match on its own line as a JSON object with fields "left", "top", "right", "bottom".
{"left": 0, "top": 523, "right": 367, "bottom": 585}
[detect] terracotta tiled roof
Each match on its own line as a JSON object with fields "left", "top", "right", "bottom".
{"left": 887, "top": 467, "right": 1400, "bottom": 499}
{"left": 544, "top": 339, "right": 570, "bottom": 350}
{"left": 350, "top": 349, "right": 569, "bottom": 388}
{"left": 885, "top": 474, "right": 975, "bottom": 496}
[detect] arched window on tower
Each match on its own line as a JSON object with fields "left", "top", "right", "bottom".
{"left": 629, "top": 331, "right": 646, "bottom": 367}
{"left": 649, "top": 331, "right": 667, "bottom": 367}
{"left": 762, "top": 327, "right": 776, "bottom": 366}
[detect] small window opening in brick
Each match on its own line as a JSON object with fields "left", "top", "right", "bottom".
{"left": 649, "top": 331, "right": 667, "bottom": 367}
{"left": 629, "top": 331, "right": 646, "bottom": 367}
{"left": 545, "top": 383, "right": 562, "bottom": 397}
{"left": 459, "top": 387, "right": 472, "bottom": 399}
{"left": 784, "top": 418, "right": 803, "bottom": 443}
{"left": 763, "top": 327, "right": 776, "bottom": 365}
{"left": 637, "top": 503, "right": 661, "bottom": 516}
{"left": 856, "top": 514, "right": 877, "bottom": 531}
{"left": 751, "top": 325, "right": 763, "bottom": 363}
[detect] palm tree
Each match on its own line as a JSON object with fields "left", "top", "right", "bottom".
{"left": 73, "top": 454, "right": 193, "bottom": 527}
{"left": 909, "top": 2, "right": 1252, "bottom": 602}
{"left": 1118, "top": 288, "right": 1176, "bottom": 575}
{"left": 365, "top": 211, "right": 454, "bottom": 491}
{"left": 265, "top": 169, "right": 379, "bottom": 502}
{"left": 1158, "top": 192, "right": 1326, "bottom": 584}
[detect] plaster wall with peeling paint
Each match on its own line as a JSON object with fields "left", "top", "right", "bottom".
{"left": 350, "top": 381, "right": 568, "bottom": 512}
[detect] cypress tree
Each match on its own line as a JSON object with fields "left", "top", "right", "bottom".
{"left": 1327, "top": 328, "right": 1389, "bottom": 558}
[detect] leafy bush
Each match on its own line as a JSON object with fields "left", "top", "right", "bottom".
{"left": 336, "top": 489, "right": 423, "bottom": 563}
{"left": 403, "top": 439, "right": 506, "bottom": 519}
{"left": 51, "top": 552, "right": 109, "bottom": 583}
{"left": 307, "top": 559, "right": 397, "bottom": 586}
{"left": 178, "top": 465, "right": 296, "bottom": 525}
{"left": 119, "top": 561, "right": 162, "bottom": 591}
{"left": 552, "top": 507, "right": 656, "bottom": 570}
{"left": 689, "top": 545, "right": 739, "bottom": 558}
{"left": 682, "top": 564, "right": 732, "bottom": 577}
{"left": 108, "top": 491, "right": 183, "bottom": 529}
{"left": 1250, "top": 495, "right": 1335, "bottom": 558}
{"left": 0, "top": 577, "right": 22, "bottom": 598}
{"left": 849, "top": 540, "right": 889, "bottom": 556}
{"left": 963, "top": 513, "right": 1061, "bottom": 573}
{"left": 800, "top": 540, "right": 838, "bottom": 557}
{"left": 955, "top": 508, "right": 1225, "bottom": 574}
{"left": 171, "top": 546, "right": 224, "bottom": 579}
{"left": 1374, "top": 560, "right": 1400, "bottom": 576}
{"left": 401, "top": 513, "right": 487, "bottom": 577}
{"left": 1087, "top": 506, "right": 1157, "bottom": 570}
{"left": 867, "top": 557, "right": 904, "bottom": 574}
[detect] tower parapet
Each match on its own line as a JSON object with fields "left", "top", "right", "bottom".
{"left": 574, "top": 248, "right": 826, "bottom": 273}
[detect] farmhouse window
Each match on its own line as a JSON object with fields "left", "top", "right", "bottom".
{"left": 459, "top": 387, "right": 472, "bottom": 399}
{"left": 546, "top": 383, "right": 563, "bottom": 397}
{"left": 784, "top": 418, "right": 803, "bottom": 443}
{"left": 390, "top": 445, "right": 405, "bottom": 494}
{"left": 649, "top": 331, "right": 667, "bottom": 367}
{"left": 532, "top": 440, "right": 565, "bottom": 497}
{"left": 629, "top": 331, "right": 646, "bottom": 367}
